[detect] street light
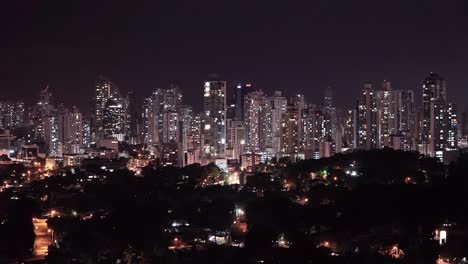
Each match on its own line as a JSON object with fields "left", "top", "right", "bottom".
{"left": 48, "top": 229, "right": 54, "bottom": 243}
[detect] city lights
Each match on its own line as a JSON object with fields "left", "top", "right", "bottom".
{"left": 1, "top": 3, "right": 467, "bottom": 262}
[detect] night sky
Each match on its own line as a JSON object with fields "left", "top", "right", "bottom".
{"left": 1, "top": 0, "right": 468, "bottom": 112}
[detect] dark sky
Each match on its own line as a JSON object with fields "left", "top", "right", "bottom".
{"left": 1, "top": 0, "right": 468, "bottom": 112}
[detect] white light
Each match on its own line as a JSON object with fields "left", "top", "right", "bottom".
{"left": 439, "top": 230, "right": 447, "bottom": 245}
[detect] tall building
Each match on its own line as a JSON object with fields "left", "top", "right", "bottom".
{"left": 82, "top": 117, "right": 91, "bottom": 149}
{"left": 161, "top": 84, "right": 183, "bottom": 113}
{"left": 232, "top": 83, "right": 253, "bottom": 121}
{"left": 181, "top": 106, "right": 200, "bottom": 166}
{"left": 421, "top": 73, "right": 446, "bottom": 146}
{"left": 125, "top": 91, "right": 139, "bottom": 144}
{"left": 280, "top": 104, "right": 301, "bottom": 158}
{"left": 376, "top": 80, "right": 397, "bottom": 148}
{"left": 244, "top": 90, "right": 272, "bottom": 152}
{"left": 0, "top": 101, "right": 25, "bottom": 130}
{"left": 102, "top": 97, "right": 126, "bottom": 141}
{"left": 160, "top": 140, "right": 179, "bottom": 167}
{"left": 323, "top": 86, "right": 341, "bottom": 152}
{"left": 323, "top": 86, "right": 335, "bottom": 139}
{"left": 161, "top": 85, "right": 183, "bottom": 145}
{"left": 461, "top": 108, "right": 468, "bottom": 139}
{"left": 356, "top": 83, "right": 378, "bottom": 150}
{"left": 0, "top": 130, "right": 11, "bottom": 154}
{"left": 303, "top": 105, "right": 322, "bottom": 159}
{"left": 143, "top": 85, "right": 183, "bottom": 147}
{"left": 31, "top": 85, "right": 54, "bottom": 144}
{"left": 46, "top": 112, "right": 61, "bottom": 157}
{"left": 226, "top": 119, "right": 245, "bottom": 161}
{"left": 396, "top": 90, "right": 415, "bottom": 135}
{"left": 447, "top": 103, "right": 458, "bottom": 150}
{"left": 162, "top": 111, "right": 180, "bottom": 143}
{"left": 93, "top": 75, "right": 120, "bottom": 140}
{"left": 269, "top": 91, "right": 288, "bottom": 154}
{"left": 343, "top": 109, "right": 357, "bottom": 149}
{"left": 141, "top": 96, "right": 156, "bottom": 145}
{"left": 430, "top": 100, "right": 458, "bottom": 159}
{"left": 393, "top": 89, "right": 416, "bottom": 150}
{"left": 93, "top": 75, "right": 131, "bottom": 143}
{"left": 28, "top": 85, "right": 61, "bottom": 156}
{"left": 182, "top": 111, "right": 202, "bottom": 165}
{"left": 62, "top": 107, "right": 83, "bottom": 154}
{"left": 420, "top": 73, "right": 456, "bottom": 158}
{"left": 202, "top": 81, "right": 227, "bottom": 160}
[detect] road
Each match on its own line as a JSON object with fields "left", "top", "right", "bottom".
{"left": 32, "top": 218, "right": 52, "bottom": 258}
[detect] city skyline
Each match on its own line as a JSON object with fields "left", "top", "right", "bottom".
{"left": 0, "top": 73, "right": 463, "bottom": 112}
{"left": 1, "top": 72, "right": 462, "bottom": 166}
{"left": 3, "top": 2, "right": 468, "bottom": 263}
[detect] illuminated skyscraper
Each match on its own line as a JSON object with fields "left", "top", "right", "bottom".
{"left": 143, "top": 85, "right": 183, "bottom": 146}
{"left": 376, "top": 80, "right": 397, "bottom": 148}
{"left": 356, "top": 83, "right": 378, "bottom": 150}
{"left": 162, "top": 111, "right": 180, "bottom": 143}
{"left": 323, "top": 86, "right": 342, "bottom": 153}
{"left": 61, "top": 107, "right": 83, "bottom": 154}
{"left": 160, "top": 85, "right": 183, "bottom": 144}
{"left": 29, "top": 85, "right": 61, "bottom": 156}
{"left": 125, "top": 91, "right": 139, "bottom": 144}
{"left": 396, "top": 90, "right": 415, "bottom": 135}
{"left": 31, "top": 85, "right": 54, "bottom": 143}
{"left": 323, "top": 86, "right": 335, "bottom": 139}
{"left": 82, "top": 117, "right": 91, "bottom": 149}
{"left": 160, "top": 140, "right": 179, "bottom": 167}
{"left": 420, "top": 73, "right": 457, "bottom": 158}
{"left": 183, "top": 110, "right": 202, "bottom": 165}
{"left": 421, "top": 73, "right": 446, "bottom": 146}
{"left": 203, "top": 81, "right": 227, "bottom": 160}
{"left": 447, "top": 103, "right": 458, "bottom": 150}
{"left": 244, "top": 90, "right": 272, "bottom": 152}
{"left": 280, "top": 104, "right": 301, "bottom": 157}
{"left": 93, "top": 75, "right": 120, "bottom": 140}
{"left": 430, "top": 100, "right": 458, "bottom": 159}
{"left": 233, "top": 83, "right": 252, "bottom": 121}
{"left": 141, "top": 95, "right": 157, "bottom": 145}
{"left": 102, "top": 97, "right": 126, "bottom": 141}
{"left": 269, "top": 91, "right": 287, "bottom": 154}
{"left": 0, "top": 101, "right": 25, "bottom": 129}
{"left": 290, "top": 94, "right": 305, "bottom": 150}
{"left": 303, "top": 105, "right": 323, "bottom": 159}
{"left": 344, "top": 109, "right": 357, "bottom": 149}
{"left": 181, "top": 106, "right": 202, "bottom": 165}
{"left": 226, "top": 119, "right": 245, "bottom": 161}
